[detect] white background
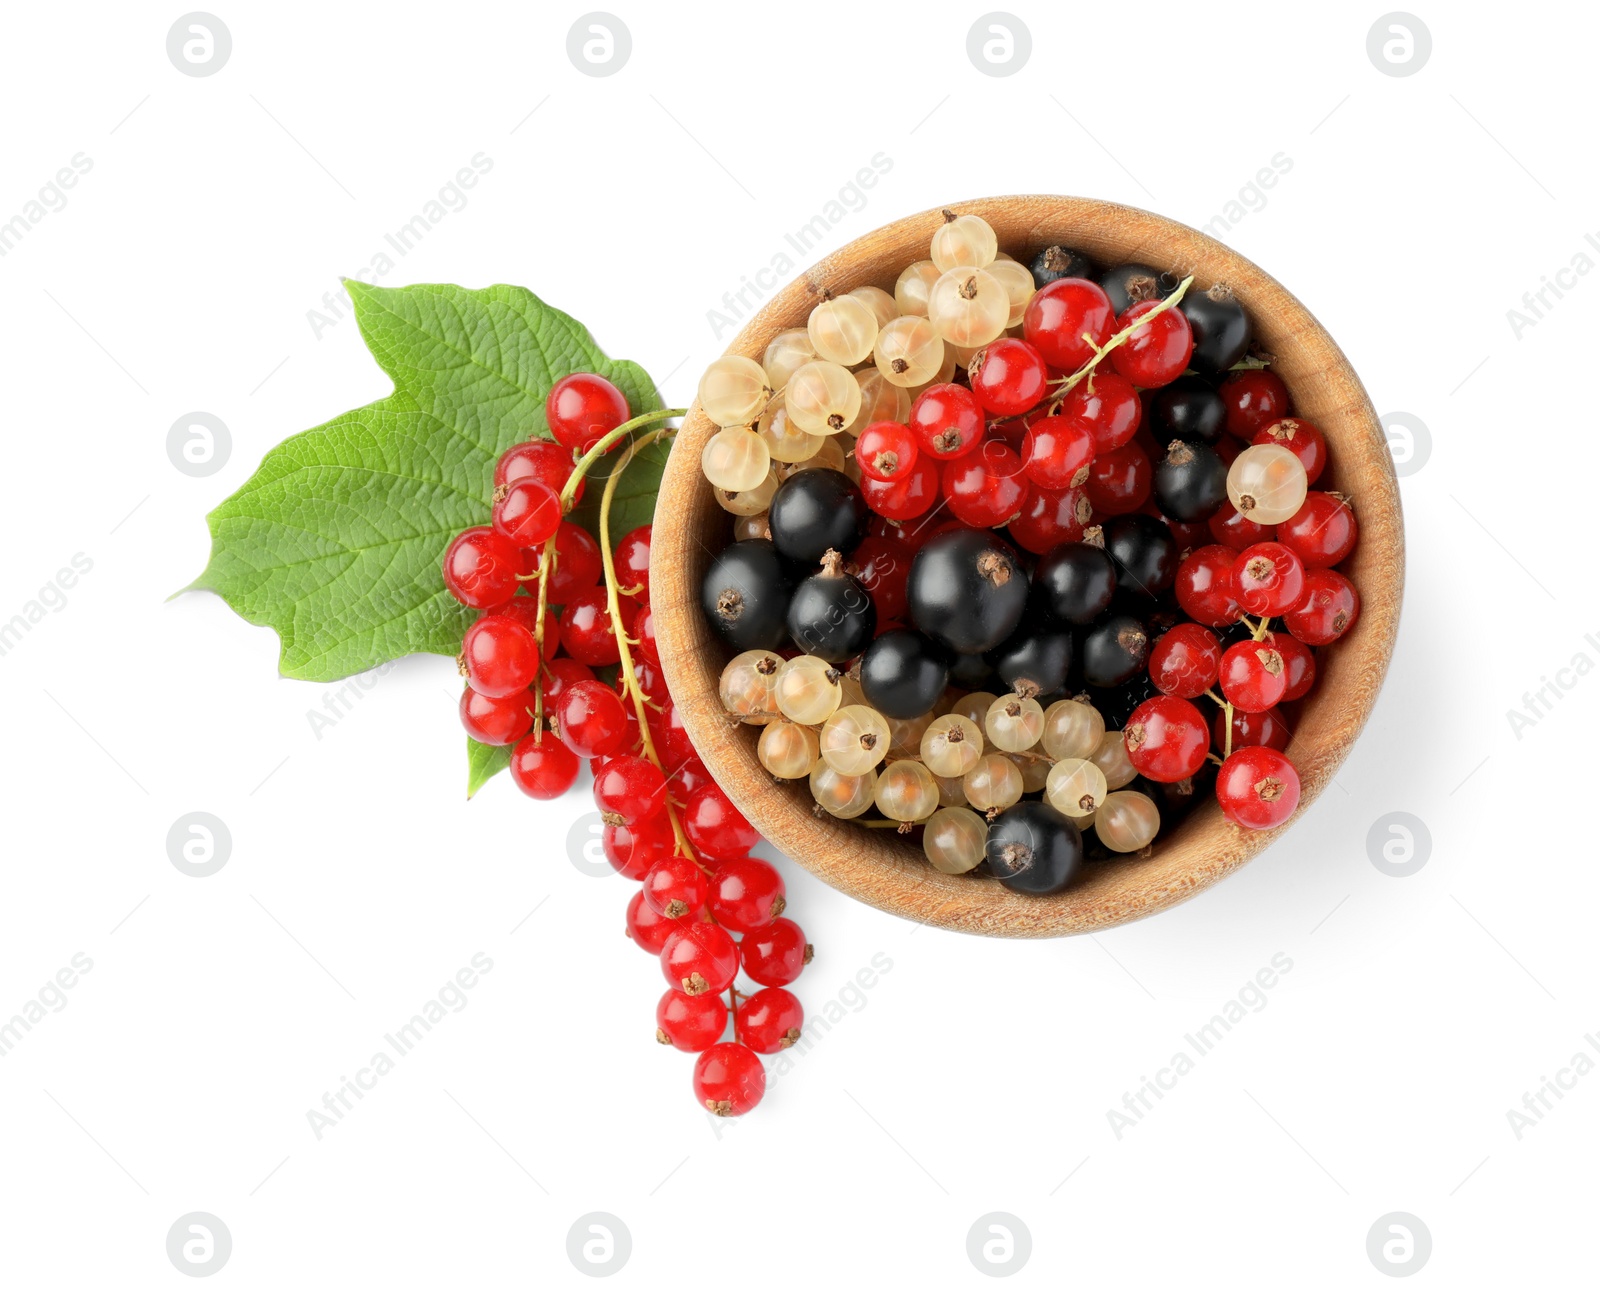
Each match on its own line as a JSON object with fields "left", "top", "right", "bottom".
{"left": 1, "top": 1, "right": 1594, "bottom": 1284}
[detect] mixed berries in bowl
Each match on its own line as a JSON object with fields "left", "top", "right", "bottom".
{"left": 651, "top": 196, "right": 1402, "bottom": 938}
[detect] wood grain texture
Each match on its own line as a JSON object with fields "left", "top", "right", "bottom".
{"left": 648, "top": 195, "right": 1404, "bottom": 938}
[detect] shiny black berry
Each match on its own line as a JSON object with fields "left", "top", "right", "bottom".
{"left": 1088, "top": 670, "right": 1158, "bottom": 728}
{"left": 701, "top": 539, "right": 791, "bottom": 651}
{"left": 985, "top": 801, "right": 1083, "bottom": 895}
{"left": 987, "top": 625, "right": 1073, "bottom": 697}
{"left": 1080, "top": 614, "right": 1150, "bottom": 687}
{"left": 768, "top": 468, "right": 869, "bottom": 565}
{"left": 786, "top": 549, "right": 875, "bottom": 663}
{"left": 1153, "top": 440, "right": 1229, "bottom": 522}
{"left": 948, "top": 651, "right": 996, "bottom": 690}
{"left": 1100, "top": 263, "right": 1178, "bottom": 314}
{"left": 1029, "top": 543, "right": 1117, "bottom": 626}
{"left": 907, "top": 529, "right": 1028, "bottom": 656}
{"left": 1180, "top": 282, "right": 1252, "bottom": 374}
{"left": 859, "top": 629, "right": 950, "bottom": 719}
{"left": 1029, "top": 244, "right": 1095, "bottom": 287}
{"left": 1150, "top": 376, "right": 1225, "bottom": 445}
{"left": 1102, "top": 514, "right": 1177, "bottom": 598}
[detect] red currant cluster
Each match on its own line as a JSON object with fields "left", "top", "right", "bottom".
{"left": 444, "top": 371, "right": 805, "bottom": 1116}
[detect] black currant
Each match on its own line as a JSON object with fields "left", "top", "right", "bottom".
{"left": 700, "top": 539, "right": 791, "bottom": 651}
{"left": 948, "top": 650, "right": 996, "bottom": 691}
{"left": 907, "top": 529, "right": 1028, "bottom": 656}
{"left": 1100, "top": 263, "right": 1178, "bottom": 315}
{"left": 987, "top": 625, "right": 1073, "bottom": 698}
{"left": 1153, "top": 440, "right": 1229, "bottom": 522}
{"left": 1088, "top": 671, "right": 1159, "bottom": 728}
{"left": 786, "top": 549, "right": 875, "bottom": 663}
{"left": 768, "top": 468, "right": 868, "bottom": 566}
{"left": 1150, "top": 376, "right": 1225, "bottom": 446}
{"left": 985, "top": 801, "right": 1083, "bottom": 895}
{"left": 859, "top": 629, "right": 950, "bottom": 719}
{"left": 1028, "top": 542, "right": 1117, "bottom": 626}
{"left": 1079, "top": 614, "right": 1150, "bottom": 687}
{"left": 1102, "top": 514, "right": 1177, "bottom": 598}
{"left": 1180, "top": 282, "right": 1252, "bottom": 374}
{"left": 1029, "top": 244, "right": 1095, "bottom": 287}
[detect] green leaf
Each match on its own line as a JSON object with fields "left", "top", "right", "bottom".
{"left": 467, "top": 740, "right": 512, "bottom": 798}
{"left": 189, "top": 280, "right": 661, "bottom": 792}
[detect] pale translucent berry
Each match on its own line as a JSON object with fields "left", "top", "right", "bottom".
{"left": 894, "top": 260, "right": 942, "bottom": 317}
{"left": 1045, "top": 757, "right": 1108, "bottom": 818}
{"left": 719, "top": 650, "right": 782, "bottom": 724}
{"left": 1095, "top": 791, "right": 1161, "bottom": 852}
{"left": 762, "top": 328, "right": 816, "bottom": 391}
{"left": 985, "top": 258, "right": 1037, "bottom": 328}
{"left": 927, "top": 268, "right": 1008, "bottom": 347}
{"left": 808, "top": 294, "right": 880, "bottom": 366}
{"left": 963, "top": 753, "right": 1024, "bottom": 813}
{"left": 712, "top": 470, "right": 778, "bottom": 516}
{"left": 952, "top": 691, "right": 998, "bottom": 729}
{"left": 757, "top": 399, "right": 824, "bottom": 463}
{"left": 758, "top": 720, "right": 820, "bottom": 779}
{"left": 909, "top": 343, "right": 959, "bottom": 397}
{"left": 874, "top": 759, "right": 940, "bottom": 822}
{"left": 849, "top": 285, "right": 899, "bottom": 328}
{"left": 820, "top": 704, "right": 891, "bottom": 775}
{"left": 775, "top": 434, "right": 847, "bottom": 480}
{"left": 930, "top": 212, "right": 998, "bottom": 272}
{"left": 923, "top": 806, "right": 988, "bottom": 873}
{"left": 702, "top": 426, "right": 771, "bottom": 492}
{"left": 776, "top": 655, "right": 842, "bottom": 725}
{"left": 886, "top": 713, "right": 934, "bottom": 761}
{"left": 1007, "top": 752, "right": 1051, "bottom": 794}
{"left": 920, "top": 713, "right": 983, "bottom": 777}
{"left": 846, "top": 368, "right": 913, "bottom": 434}
{"left": 809, "top": 761, "right": 877, "bottom": 818}
{"left": 933, "top": 773, "right": 967, "bottom": 808}
{"left": 1227, "top": 444, "right": 1308, "bottom": 525}
{"left": 699, "top": 355, "right": 772, "bottom": 426}
{"left": 786, "top": 361, "right": 862, "bottom": 435}
{"left": 874, "top": 316, "right": 947, "bottom": 388}
{"left": 985, "top": 693, "right": 1045, "bottom": 752}
{"left": 1090, "top": 729, "right": 1138, "bottom": 790}
{"left": 732, "top": 511, "right": 771, "bottom": 541}
{"left": 1042, "top": 699, "right": 1106, "bottom": 761}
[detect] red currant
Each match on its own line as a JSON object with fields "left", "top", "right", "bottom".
{"left": 1216, "top": 745, "right": 1300, "bottom": 829}
{"left": 848, "top": 535, "right": 913, "bottom": 621}
{"left": 682, "top": 782, "right": 760, "bottom": 860}
{"left": 442, "top": 525, "right": 522, "bottom": 609}
{"left": 528, "top": 521, "right": 604, "bottom": 601}
{"left": 547, "top": 372, "right": 629, "bottom": 454}
{"left": 1262, "top": 630, "right": 1316, "bottom": 701}
{"left": 854, "top": 421, "right": 920, "bottom": 482}
{"left": 492, "top": 478, "right": 562, "bottom": 548}
{"left": 458, "top": 687, "right": 535, "bottom": 746}
{"left": 1023, "top": 277, "right": 1115, "bottom": 370}
{"left": 1175, "top": 545, "right": 1244, "bottom": 627}
{"left": 603, "top": 813, "right": 675, "bottom": 880}
{"left": 735, "top": 987, "right": 803, "bottom": 1054}
{"left": 860, "top": 453, "right": 940, "bottom": 521}
{"left": 1110, "top": 301, "right": 1194, "bottom": 387}
{"left": 693, "top": 1041, "right": 766, "bottom": 1117}
{"left": 656, "top": 989, "right": 728, "bottom": 1052}
{"left": 1232, "top": 542, "right": 1306, "bottom": 617}
{"left": 1220, "top": 369, "right": 1290, "bottom": 439}
{"left": 553, "top": 678, "right": 629, "bottom": 758}
{"left": 1148, "top": 623, "right": 1222, "bottom": 699}
{"left": 560, "top": 588, "right": 632, "bottom": 666}
{"left": 1020, "top": 415, "right": 1095, "bottom": 490}
{"left": 483, "top": 599, "right": 560, "bottom": 660}
{"left": 594, "top": 753, "right": 667, "bottom": 826}
{"left": 1124, "top": 695, "right": 1210, "bottom": 783}
{"left": 968, "top": 338, "right": 1048, "bottom": 416}
{"left": 539, "top": 656, "right": 595, "bottom": 706}
{"left": 1058, "top": 371, "right": 1140, "bottom": 452}
{"left": 1165, "top": 518, "right": 1211, "bottom": 556}
{"left": 668, "top": 756, "right": 714, "bottom": 799}
{"left": 508, "top": 730, "right": 579, "bottom": 799}
{"left": 943, "top": 442, "right": 1028, "bottom": 528}
{"left": 461, "top": 615, "right": 539, "bottom": 697}
{"left": 648, "top": 701, "right": 696, "bottom": 772}
{"left": 634, "top": 602, "right": 661, "bottom": 664}
{"left": 660, "top": 920, "right": 740, "bottom": 996}
{"left": 909, "top": 383, "right": 985, "bottom": 459}
{"left": 1208, "top": 504, "right": 1276, "bottom": 551}
{"left": 1213, "top": 704, "right": 1292, "bottom": 753}
{"left": 1277, "top": 492, "right": 1357, "bottom": 568}
{"left": 643, "top": 854, "right": 709, "bottom": 920}
{"left": 739, "top": 917, "right": 811, "bottom": 987}
{"left": 1084, "top": 441, "right": 1152, "bottom": 517}
{"left": 1252, "top": 417, "right": 1327, "bottom": 485}
{"left": 708, "top": 857, "right": 786, "bottom": 934}
{"left": 496, "top": 438, "right": 584, "bottom": 503}
{"left": 1283, "top": 569, "right": 1359, "bottom": 645}
{"left": 1008, "top": 482, "right": 1092, "bottom": 554}
{"left": 626, "top": 888, "right": 674, "bottom": 953}
{"left": 1219, "top": 640, "right": 1288, "bottom": 712}
{"left": 613, "top": 524, "right": 652, "bottom": 599}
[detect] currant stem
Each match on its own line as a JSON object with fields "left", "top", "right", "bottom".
{"left": 1048, "top": 275, "right": 1195, "bottom": 399}
{"left": 559, "top": 406, "right": 688, "bottom": 511}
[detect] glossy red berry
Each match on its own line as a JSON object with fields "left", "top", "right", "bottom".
{"left": 1252, "top": 418, "right": 1326, "bottom": 486}
{"left": 553, "top": 678, "right": 629, "bottom": 758}
{"left": 539, "top": 656, "right": 595, "bottom": 706}
{"left": 1213, "top": 704, "right": 1292, "bottom": 753}
{"left": 625, "top": 888, "right": 674, "bottom": 953}
{"left": 1277, "top": 492, "right": 1357, "bottom": 568}
{"left": 547, "top": 372, "right": 630, "bottom": 454}
{"left": 1110, "top": 301, "right": 1194, "bottom": 387}
{"left": 739, "top": 917, "right": 811, "bottom": 987}
{"left": 909, "top": 383, "right": 985, "bottom": 459}
{"left": 648, "top": 701, "right": 696, "bottom": 772}
{"left": 603, "top": 814, "right": 675, "bottom": 880}
{"left": 492, "top": 478, "right": 562, "bottom": 548}
{"left": 693, "top": 1042, "right": 766, "bottom": 1117}
{"left": 508, "top": 731, "right": 579, "bottom": 799}
{"left": 708, "top": 857, "right": 786, "bottom": 934}
{"left": 642, "top": 854, "right": 709, "bottom": 920}
{"left": 634, "top": 602, "right": 660, "bottom": 664}
{"left": 656, "top": 989, "right": 728, "bottom": 1052}
{"left": 1283, "top": 569, "right": 1359, "bottom": 645}
{"left": 1220, "top": 369, "right": 1290, "bottom": 439}
{"left": 854, "top": 421, "right": 920, "bottom": 482}
{"left": 1216, "top": 745, "right": 1300, "bottom": 829}
{"left": 1263, "top": 630, "right": 1316, "bottom": 701}
{"left": 660, "top": 921, "right": 740, "bottom": 996}
{"left": 483, "top": 598, "right": 561, "bottom": 660}
{"left": 861, "top": 452, "right": 941, "bottom": 522}
{"left": 1175, "top": 545, "right": 1244, "bottom": 628}
{"left": 458, "top": 687, "right": 534, "bottom": 746}
{"left": 613, "top": 524, "right": 652, "bottom": 599}
{"left": 1232, "top": 542, "right": 1306, "bottom": 617}
{"left": 1023, "top": 277, "right": 1116, "bottom": 370}
{"left": 848, "top": 535, "right": 912, "bottom": 621}
{"left": 1058, "top": 371, "right": 1141, "bottom": 453}
{"left": 1148, "top": 623, "right": 1222, "bottom": 699}
{"left": 682, "top": 782, "right": 760, "bottom": 860}
{"left": 968, "top": 338, "right": 1049, "bottom": 416}
{"left": 442, "top": 525, "right": 522, "bottom": 609}
{"left": 496, "top": 438, "right": 584, "bottom": 503}
{"left": 528, "top": 521, "right": 604, "bottom": 601}
{"left": 560, "top": 588, "right": 631, "bottom": 666}
{"left": 1208, "top": 504, "right": 1276, "bottom": 551}
{"left": 594, "top": 753, "right": 667, "bottom": 826}
{"left": 618, "top": 656, "right": 670, "bottom": 707}
{"left": 735, "top": 987, "right": 803, "bottom": 1054}
{"left": 1008, "top": 483, "right": 1092, "bottom": 554}
{"left": 1124, "top": 695, "right": 1210, "bottom": 783}
{"left": 1085, "top": 441, "right": 1152, "bottom": 517}
{"left": 461, "top": 615, "right": 539, "bottom": 697}
{"left": 1219, "top": 640, "right": 1288, "bottom": 712}
{"left": 668, "top": 754, "right": 714, "bottom": 799}
{"left": 1020, "top": 415, "right": 1095, "bottom": 490}
{"left": 943, "top": 442, "right": 1028, "bottom": 528}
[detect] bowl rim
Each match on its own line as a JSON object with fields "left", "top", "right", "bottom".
{"left": 649, "top": 194, "right": 1404, "bottom": 938}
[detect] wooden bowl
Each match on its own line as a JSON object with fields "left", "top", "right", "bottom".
{"left": 649, "top": 195, "right": 1403, "bottom": 938}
